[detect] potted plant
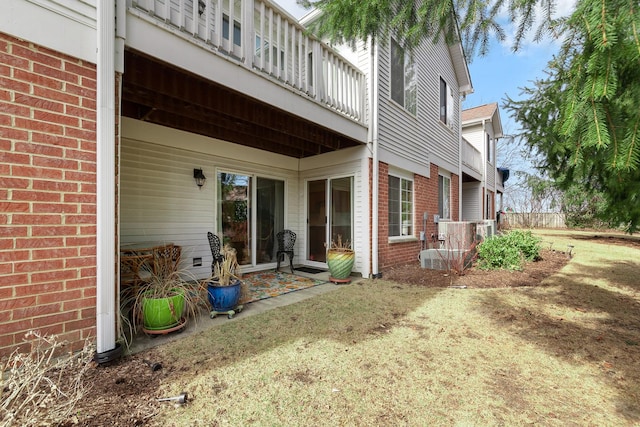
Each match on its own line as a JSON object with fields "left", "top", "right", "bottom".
{"left": 124, "top": 261, "right": 207, "bottom": 336}
{"left": 326, "top": 235, "right": 355, "bottom": 283}
{"left": 206, "top": 244, "right": 249, "bottom": 318}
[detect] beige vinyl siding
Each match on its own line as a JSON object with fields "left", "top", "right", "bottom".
{"left": 376, "top": 34, "right": 461, "bottom": 173}
{"left": 462, "top": 122, "right": 497, "bottom": 190}
{"left": 121, "top": 119, "right": 367, "bottom": 278}
{"left": 462, "top": 181, "right": 482, "bottom": 221}
{"left": 299, "top": 146, "right": 369, "bottom": 276}
{"left": 121, "top": 121, "right": 300, "bottom": 279}
{"left": 462, "top": 123, "right": 484, "bottom": 152}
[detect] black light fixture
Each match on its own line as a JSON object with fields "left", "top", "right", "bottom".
{"left": 198, "top": 0, "right": 206, "bottom": 15}
{"left": 193, "top": 168, "right": 206, "bottom": 188}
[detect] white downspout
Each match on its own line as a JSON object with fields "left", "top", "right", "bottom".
{"left": 95, "top": 0, "right": 118, "bottom": 358}
{"left": 458, "top": 95, "right": 463, "bottom": 221}
{"left": 370, "top": 39, "right": 380, "bottom": 278}
{"left": 482, "top": 119, "right": 487, "bottom": 220}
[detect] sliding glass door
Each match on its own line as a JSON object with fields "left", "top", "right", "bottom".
{"left": 307, "top": 177, "right": 353, "bottom": 263}
{"left": 255, "top": 177, "right": 284, "bottom": 264}
{"left": 218, "top": 172, "right": 284, "bottom": 267}
{"left": 307, "top": 180, "right": 327, "bottom": 262}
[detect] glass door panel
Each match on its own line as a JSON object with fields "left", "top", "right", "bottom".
{"left": 218, "top": 172, "right": 251, "bottom": 265}
{"left": 330, "top": 177, "right": 353, "bottom": 247}
{"left": 255, "top": 177, "right": 284, "bottom": 264}
{"left": 307, "top": 180, "right": 327, "bottom": 262}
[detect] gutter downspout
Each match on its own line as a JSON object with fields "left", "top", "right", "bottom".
{"left": 482, "top": 119, "right": 487, "bottom": 220}
{"left": 370, "top": 39, "right": 380, "bottom": 278}
{"left": 95, "top": 0, "right": 119, "bottom": 362}
{"left": 458, "top": 96, "right": 463, "bottom": 221}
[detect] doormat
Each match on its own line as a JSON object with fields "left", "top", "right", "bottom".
{"left": 242, "top": 271, "right": 327, "bottom": 303}
{"left": 295, "top": 266, "right": 326, "bottom": 274}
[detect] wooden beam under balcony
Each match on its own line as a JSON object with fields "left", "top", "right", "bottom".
{"left": 121, "top": 51, "right": 361, "bottom": 158}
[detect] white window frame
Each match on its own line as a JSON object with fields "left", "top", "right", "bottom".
{"left": 388, "top": 170, "right": 414, "bottom": 238}
{"left": 255, "top": 34, "right": 285, "bottom": 72}
{"left": 222, "top": 14, "right": 241, "bottom": 47}
{"left": 486, "top": 133, "right": 493, "bottom": 164}
{"left": 390, "top": 38, "right": 417, "bottom": 115}
{"left": 438, "top": 173, "right": 451, "bottom": 220}
{"left": 439, "top": 77, "right": 454, "bottom": 128}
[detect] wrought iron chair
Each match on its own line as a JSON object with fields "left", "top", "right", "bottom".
{"left": 207, "top": 232, "right": 225, "bottom": 274}
{"left": 275, "top": 229, "right": 296, "bottom": 273}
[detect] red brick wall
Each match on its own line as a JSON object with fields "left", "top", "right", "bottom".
{"left": 375, "top": 162, "right": 442, "bottom": 272}
{"left": 0, "top": 33, "right": 97, "bottom": 358}
{"left": 452, "top": 172, "right": 459, "bottom": 221}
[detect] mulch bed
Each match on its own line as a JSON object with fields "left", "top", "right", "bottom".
{"left": 383, "top": 248, "right": 571, "bottom": 289}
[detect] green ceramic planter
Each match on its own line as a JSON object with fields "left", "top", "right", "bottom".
{"left": 142, "top": 289, "right": 185, "bottom": 330}
{"left": 327, "top": 249, "right": 355, "bottom": 279}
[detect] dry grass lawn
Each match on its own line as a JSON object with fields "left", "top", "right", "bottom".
{"left": 60, "top": 230, "right": 640, "bottom": 426}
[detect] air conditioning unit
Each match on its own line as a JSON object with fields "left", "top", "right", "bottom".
{"left": 476, "top": 220, "right": 497, "bottom": 240}
{"left": 437, "top": 221, "right": 477, "bottom": 250}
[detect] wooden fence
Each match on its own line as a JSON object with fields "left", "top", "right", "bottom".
{"left": 502, "top": 212, "right": 566, "bottom": 229}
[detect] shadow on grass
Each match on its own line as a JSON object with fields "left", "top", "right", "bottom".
{"left": 152, "top": 279, "right": 441, "bottom": 367}
{"left": 479, "top": 255, "right": 640, "bottom": 422}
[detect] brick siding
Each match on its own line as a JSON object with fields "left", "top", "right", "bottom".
{"left": 375, "top": 162, "right": 459, "bottom": 272}
{"left": 0, "top": 32, "right": 97, "bottom": 358}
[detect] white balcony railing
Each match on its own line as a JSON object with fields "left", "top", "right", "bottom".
{"left": 462, "top": 139, "right": 482, "bottom": 175}
{"left": 129, "top": 0, "right": 366, "bottom": 123}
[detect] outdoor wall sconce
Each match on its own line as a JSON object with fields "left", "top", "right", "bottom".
{"left": 194, "top": 168, "right": 206, "bottom": 188}
{"left": 198, "top": 0, "right": 206, "bottom": 15}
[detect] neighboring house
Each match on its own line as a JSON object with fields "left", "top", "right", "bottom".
{"left": 0, "top": 0, "right": 472, "bottom": 358}
{"left": 461, "top": 103, "right": 506, "bottom": 222}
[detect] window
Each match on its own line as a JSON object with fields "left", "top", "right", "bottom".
{"left": 217, "top": 172, "right": 285, "bottom": 266}
{"left": 486, "top": 133, "right": 493, "bottom": 164}
{"left": 388, "top": 175, "right": 413, "bottom": 237}
{"left": 223, "top": 14, "right": 241, "bottom": 47}
{"left": 438, "top": 175, "right": 451, "bottom": 220}
{"left": 439, "top": 77, "right": 454, "bottom": 127}
{"left": 255, "top": 35, "right": 285, "bottom": 70}
{"left": 391, "top": 38, "right": 416, "bottom": 115}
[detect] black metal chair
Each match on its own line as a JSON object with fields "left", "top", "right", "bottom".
{"left": 207, "top": 232, "right": 225, "bottom": 274}
{"left": 275, "top": 230, "right": 296, "bottom": 273}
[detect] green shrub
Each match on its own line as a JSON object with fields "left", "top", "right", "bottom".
{"left": 477, "top": 230, "right": 541, "bottom": 270}
{"left": 503, "top": 230, "right": 542, "bottom": 261}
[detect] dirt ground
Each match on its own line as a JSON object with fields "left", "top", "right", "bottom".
{"left": 384, "top": 247, "right": 571, "bottom": 289}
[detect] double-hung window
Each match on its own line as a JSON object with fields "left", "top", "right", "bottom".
{"left": 439, "top": 77, "right": 454, "bottom": 127}
{"left": 388, "top": 174, "right": 414, "bottom": 237}
{"left": 223, "top": 14, "right": 241, "bottom": 47}
{"left": 391, "top": 38, "right": 416, "bottom": 115}
{"left": 255, "top": 35, "right": 285, "bottom": 71}
{"left": 438, "top": 174, "right": 451, "bottom": 220}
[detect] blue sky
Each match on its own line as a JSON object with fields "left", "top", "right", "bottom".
{"left": 463, "top": 39, "right": 559, "bottom": 135}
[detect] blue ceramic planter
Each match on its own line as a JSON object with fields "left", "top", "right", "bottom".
{"left": 207, "top": 279, "right": 241, "bottom": 312}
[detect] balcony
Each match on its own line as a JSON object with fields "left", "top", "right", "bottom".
{"left": 461, "top": 138, "right": 482, "bottom": 180}
{"left": 124, "top": 0, "right": 367, "bottom": 157}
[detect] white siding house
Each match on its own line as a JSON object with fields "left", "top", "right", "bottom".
{"left": 1, "top": 0, "right": 473, "bottom": 357}
{"left": 461, "top": 103, "right": 505, "bottom": 221}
